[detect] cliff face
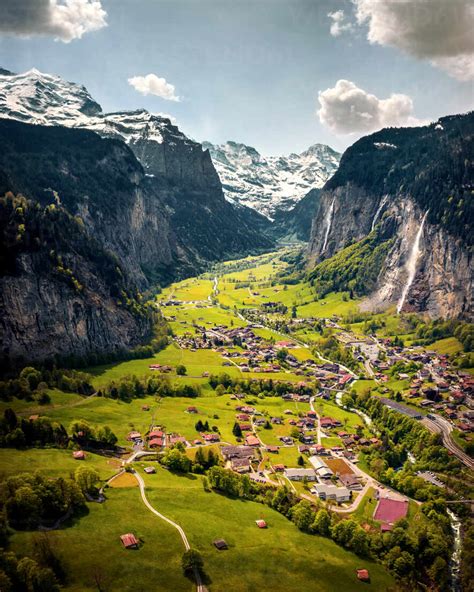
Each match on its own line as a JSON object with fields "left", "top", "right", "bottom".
{"left": 0, "top": 118, "right": 271, "bottom": 367}
{"left": 307, "top": 113, "right": 474, "bottom": 319}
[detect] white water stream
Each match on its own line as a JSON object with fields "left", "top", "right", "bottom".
{"left": 447, "top": 509, "right": 462, "bottom": 592}
{"left": 397, "top": 210, "right": 429, "bottom": 314}
{"left": 371, "top": 195, "right": 389, "bottom": 231}
{"left": 321, "top": 197, "right": 336, "bottom": 254}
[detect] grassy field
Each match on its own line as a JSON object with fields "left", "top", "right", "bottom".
{"left": 10, "top": 485, "right": 191, "bottom": 592}
{"left": 428, "top": 337, "right": 463, "bottom": 355}
{"left": 0, "top": 448, "right": 121, "bottom": 480}
{"left": 139, "top": 466, "right": 394, "bottom": 592}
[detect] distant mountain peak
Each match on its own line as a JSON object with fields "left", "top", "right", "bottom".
{"left": 204, "top": 140, "right": 340, "bottom": 219}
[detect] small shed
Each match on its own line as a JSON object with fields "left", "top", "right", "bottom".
{"left": 213, "top": 539, "right": 228, "bottom": 550}
{"left": 120, "top": 533, "right": 139, "bottom": 549}
{"left": 73, "top": 450, "right": 86, "bottom": 460}
{"left": 144, "top": 466, "right": 156, "bottom": 474}
{"left": 255, "top": 520, "right": 267, "bottom": 529}
{"left": 356, "top": 569, "right": 370, "bottom": 582}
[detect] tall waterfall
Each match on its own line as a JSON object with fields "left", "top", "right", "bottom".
{"left": 397, "top": 210, "right": 429, "bottom": 314}
{"left": 321, "top": 197, "right": 336, "bottom": 254}
{"left": 371, "top": 195, "right": 389, "bottom": 231}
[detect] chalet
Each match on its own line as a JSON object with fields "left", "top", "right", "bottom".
{"left": 255, "top": 520, "right": 267, "bottom": 528}
{"left": 273, "top": 464, "right": 285, "bottom": 472}
{"left": 340, "top": 474, "right": 363, "bottom": 490}
{"left": 144, "top": 466, "right": 156, "bottom": 474}
{"left": 203, "top": 433, "right": 220, "bottom": 442}
{"left": 149, "top": 438, "right": 163, "bottom": 448}
{"left": 186, "top": 406, "right": 198, "bottom": 414}
{"left": 356, "top": 569, "right": 370, "bottom": 582}
{"left": 120, "top": 533, "right": 139, "bottom": 549}
{"left": 149, "top": 430, "right": 164, "bottom": 439}
{"left": 245, "top": 435, "right": 260, "bottom": 447}
{"left": 310, "top": 444, "right": 330, "bottom": 456}
{"left": 127, "top": 431, "right": 142, "bottom": 441}
{"left": 169, "top": 434, "right": 187, "bottom": 446}
{"left": 266, "top": 445, "right": 279, "bottom": 453}
{"left": 73, "top": 450, "right": 86, "bottom": 460}
{"left": 141, "top": 405, "right": 150, "bottom": 411}
{"left": 231, "top": 458, "right": 252, "bottom": 473}
{"left": 236, "top": 413, "right": 250, "bottom": 421}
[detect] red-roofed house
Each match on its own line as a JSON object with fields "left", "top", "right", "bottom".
{"left": 120, "top": 533, "right": 139, "bottom": 549}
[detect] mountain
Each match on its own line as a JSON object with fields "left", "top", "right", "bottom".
{"left": 0, "top": 69, "right": 272, "bottom": 366}
{"left": 203, "top": 140, "right": 340, "bottom": 219}
{"left": 307, "top": 113, "right": 474, "bottom": 319}
{"left": 271, "top": 188, "right": 321, "bottom": 242}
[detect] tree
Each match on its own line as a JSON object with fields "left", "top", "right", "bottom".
{"left": 289, "top": 500, "right": 314, "bottom": 532}
{"left": 181, "top": 549, "right": 204, "bottom": 574}
{"left": 277, "top": 348, "right": 288, "bottom": 363}
{"left": 297, "top": 455, "right": 305, "bottom": 467}
{"left": 312, "top": 509, "right": 331, "bottom": 536}
{"left": 232, "top": 422, "right": 243, "bottom": 438}
{"left": 176, "top": 365, "right": 187, "bottom": 376}
{"left": 95, "top": 425, "right": 118, "bottom": 448}
{"left": 74, "top": 466, "right": 100, "bottom": 495}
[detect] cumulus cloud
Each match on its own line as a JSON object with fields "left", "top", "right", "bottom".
{"left": 317, "top": 79, "right": 424, "bottom": 135}
{"left": 128, "top": 74, "right": 180, "bottom": 102}
{"left": 354, "top": 0, "right": 474, "bottom": 80}
{"left": 328, "top": 10, "right": 354, "bottom": 37}
{"left": 0, "top": 0, "right": 107, "bottom": 43}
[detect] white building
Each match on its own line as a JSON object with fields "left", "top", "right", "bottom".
{"left": 284, "top": 468, "right": 317, "bottom": 482}
{"left": 311, "top": 483, "right": 351, "bottom": 503}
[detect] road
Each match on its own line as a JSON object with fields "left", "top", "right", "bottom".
{"left": 422, "top": 415, "right": 474, "bottom": 470}
{"left": 132, "top": 471, "right": 207, "bottom": 592}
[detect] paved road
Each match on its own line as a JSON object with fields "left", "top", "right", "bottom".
{"left": 422, "top": 416, "right": 474, "bottom": 470}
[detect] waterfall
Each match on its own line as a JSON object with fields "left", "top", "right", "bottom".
{"left": 321, "top": 197, "right": 336, "bottom": 254}
{"left": 371, "top": 195, "right": 388, "bottom": 231}
{"left": 447, "top": 509, "right": 462, "bottom": 592}
{"left": 396, "top": 210, "right": 429, "bottom": 314}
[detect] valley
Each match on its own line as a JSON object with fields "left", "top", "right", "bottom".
{"left": 2, "top": 249, "right": 473, "bottom": 592}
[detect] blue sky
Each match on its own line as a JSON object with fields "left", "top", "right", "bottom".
{"left": 0, "top": 0, "right": 472, "bottom": 154}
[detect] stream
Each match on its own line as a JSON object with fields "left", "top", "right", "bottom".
{"left": 447, "top": 509, "right": 462, "bottom": 592}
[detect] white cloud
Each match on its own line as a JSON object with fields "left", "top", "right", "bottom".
{"left": 0, "top": 0, "right": 107, "bottom": 43}
{"left": 128, "top": 74, "right": 180, "bottom": 102}
{"left": 354, "top": 0, "right": 474, "bottom": 80}
{"left": 328, "top": 10, "right": 354, "bottom": 37}
{"left": 317, "top": 79, "right": 425, "bottom": 135}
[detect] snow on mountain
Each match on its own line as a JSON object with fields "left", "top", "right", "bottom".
{"left": 202, "top": 140, "right": 341, "bottom": 219}
{"left": 0, "top": 68, "right": 192, "bottom": 168}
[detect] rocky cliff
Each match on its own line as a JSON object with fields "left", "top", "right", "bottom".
{"left": 307, "top": 113, "right": 474, "bottom": 319}
{"left": 0, "top": 69, "right": 273, "bottom": 366}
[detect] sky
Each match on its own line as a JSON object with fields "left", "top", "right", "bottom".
{"left": 0, "top": 0, "right": 473, "bottom": 155}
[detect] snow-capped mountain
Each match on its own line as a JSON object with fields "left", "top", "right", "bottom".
{"left": 0, "top": 68, "right": 200, "bottom": 179}
{"left": 203, "top": 140, "right": 340, "bottom": 219}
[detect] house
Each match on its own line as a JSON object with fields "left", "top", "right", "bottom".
{"left": 245, "top": 435, "right": 260, "bottom": 447}
{"left": 308, "top": 456, "right": 333, "bottom": 478}
{"left": 186, "top": 406, "right": 198, "bottom": 414}
{"left": 149, "top": 438, "right": 163, "bottom": 448}
{"left": 144, "top": 466, "right": 156, "bottom": 474}
{"left": 273, "top": 464, "right": 285, "bottom": 472}
{"left": 141, "top": 405, "right": 150, "bottom": 411}
{"left": 284, "top": 468, "right": 317, "bottom": 481}
{"left": 213, "top": 539, "right": 228, "bottom": 550}
{"left": 73, "top": 450, "right": 86, "bottom": 460}
{"left": 149, "top": 430, "right": 164, "bottom": 439}
{"left": 311, "top": 484, "right": 351, "bottom": 502}
{"left": 340, "top": 474, "right": 363, "bottom": 490}
{"left": 356, "top": 569, "right": 370, "bottom": 582}
{"left": 120, "top": 533, "right": 139, "bottom": 549}
{"left": 202, "top": 433, "right": 220, "bottom": 442}
{"left": 231, "top": 458, "right": 252, "bottom": 473}
{"left": 221, "top": 446, "right": 254, "bottom": 460}
{"left": 255, "top": 520, "right": 267, "bottom": 528}
{"left": 127, "top": 431, "right": 142, "bottom": 441}
{"left": 266, "top": 445, "right": 279, "bottom": 453}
